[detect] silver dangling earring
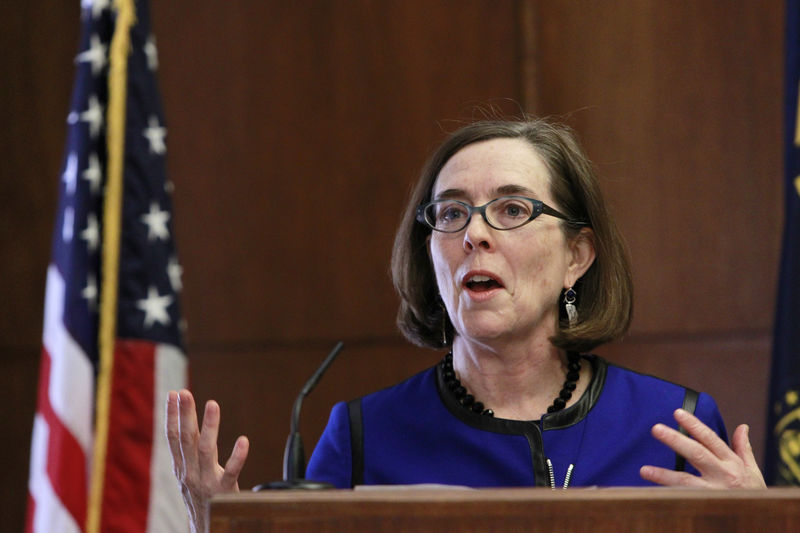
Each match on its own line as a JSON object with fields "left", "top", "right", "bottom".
{"left": 564, "top": 287, "right": 578, "bottom": 327}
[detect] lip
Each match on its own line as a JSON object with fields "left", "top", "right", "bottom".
{"left": 460, "top": 269, "right": 505, "bottom": 301}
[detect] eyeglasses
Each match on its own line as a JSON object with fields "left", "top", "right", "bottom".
{"left": 416, "top": 195, "right": 586, "bottom": 233}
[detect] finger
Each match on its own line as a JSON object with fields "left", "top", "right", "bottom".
{"left": 220, "top": 435, "right": 250, "bottom": 491}
{"left": 731, "top": 424, "right": 754, "bottom": 463}
{"left": 165, "top": 391, "right": 184, "bottom": 476}
{"left": 731, "top": 424, "right": 766, "bottom": 487}
{"left": 177, "top": 389, "right": 201, "bottom": 476}
{"left": 651, "top": 422, "right": 717, "bottom": 472}
{"left": 673, "top": 409, "right": 735, "bottom": 461}
{"left": 640, "top": 465, "right": 709, "bottom": 488}
{"left": 198, "top": 399, "right": 222, "bottom": 472}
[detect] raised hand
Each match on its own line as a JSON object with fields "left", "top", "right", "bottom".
{"left": 640, "top": 408, "right": 766, "bottom": 489}
{"left": 165, "top": 390, "right": 250, "bottom": 533}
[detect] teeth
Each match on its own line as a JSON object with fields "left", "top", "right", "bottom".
{"left": 469, "top": 275, "right": 493, "bottom": 283}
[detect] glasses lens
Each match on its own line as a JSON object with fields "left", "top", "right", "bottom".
{"left": 486, "top": 197, "right": 536, "bottom": 229}
{"left": 426, "top": 200, "right": 470, "bottom": 232}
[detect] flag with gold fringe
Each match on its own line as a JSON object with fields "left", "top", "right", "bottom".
{"left": 765, "top": 0, "right": 800, "bottom": 486}
{"left": 25, "top": 1, "right": 189, "bottom": 531}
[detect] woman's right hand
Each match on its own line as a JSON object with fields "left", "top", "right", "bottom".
{"left": 165, "top": 390, "right": 250, "bottom": 533}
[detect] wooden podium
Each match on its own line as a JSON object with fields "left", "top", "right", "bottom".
{"left": 210, "top": 487, "right": 800, "bottom": 533}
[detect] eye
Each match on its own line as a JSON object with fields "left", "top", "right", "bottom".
{"left": 437, "top": 202, "right": 467, "bottom": 223}
{"left": 505, "top": 204, "right": 523, "bottom": 217}
{"left": 426, "top": 201, "right": 469, "bottom": 230}
{"left": 496, "top": 198, "right": 532, "bottom": 219}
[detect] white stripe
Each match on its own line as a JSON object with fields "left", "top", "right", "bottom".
{"left": 42, "top": 265, "right": 95, "bottom": 454}
{"left": 28, "top": 415, "right": 82, "bottom": 533}
{"left": 147, "top": 344, "right": 189, "bottom": 533}
{"left": 62, "top": 207, "right": 74, "bottom": 242}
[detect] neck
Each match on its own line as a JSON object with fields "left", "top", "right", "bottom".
{"left": 450, "top": 336, "right": 584, "bottom": 420}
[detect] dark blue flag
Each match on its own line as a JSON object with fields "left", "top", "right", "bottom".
{"left": 765, "top": 0, "right": 800, "bottom": 486}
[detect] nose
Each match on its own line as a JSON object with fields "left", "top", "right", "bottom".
{"left": 462, "top": 213, "right": 493, "bottom": 251}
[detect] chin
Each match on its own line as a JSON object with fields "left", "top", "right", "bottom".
{"left": 455, "top": 319, "right": 510, "bottom": 343}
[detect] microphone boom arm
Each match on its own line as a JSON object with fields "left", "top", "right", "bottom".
{"left": 255, "top": 341, "right": 344, "bottom": 491}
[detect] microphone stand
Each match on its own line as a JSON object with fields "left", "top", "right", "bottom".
{"left": 253, "top": 341, "right": 343, "bottom": 490}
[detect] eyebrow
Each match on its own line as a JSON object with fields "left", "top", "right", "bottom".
{"left": 433, "top": 184, "right": 538, "bottom": 201}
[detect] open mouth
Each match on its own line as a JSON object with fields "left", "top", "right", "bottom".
{"left": 464, "top": 274, "right": 503, "bottom": 292}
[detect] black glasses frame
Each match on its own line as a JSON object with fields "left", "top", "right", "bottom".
{"left": 415, "top": 195, "right": 587, "bottom": 233}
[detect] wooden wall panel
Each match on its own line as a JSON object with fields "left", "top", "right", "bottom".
{"left": 153, "top": 1, "right": 522, "bottom": 345}
{"left": 526, "top": 0, "right": 783, "bottom": 462}
{"left": 0, "top": 4, "right": 79, "bottom": 533}
{"left": 0, "top": 1, "right": 785, "bottom": 531}
{"left": 0, "top": 4, "right": 75, "bottom": 345}
{"left": 1, "top": 2, "right": 524, "bottom": 530}
{"left": 530, "top": 0, "right": 782, "bottom": 334}
{"left": 151, "top": 0, "right": 524, "bottom": 492}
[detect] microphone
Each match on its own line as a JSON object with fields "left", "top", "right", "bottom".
{"left": 253, "top": 341, "right": 344, "bottom": 490}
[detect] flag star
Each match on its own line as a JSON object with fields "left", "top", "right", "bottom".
{"left": 82, "top": 274, "right": 98, "bottom": 310}
{"left": 140, "top": 202, "right": 170, "bottom": 241}
{"left": 67, "top": 111, "right": 79, "bottom": 124}
{"left": 167, "top": 256, "right": 183, "bottom": 292}
{"left": 62, "top": 152, "right": 78, "bottom": 195}
{"left": 83, "top": 153, "right": 102, "bottom": 194}
{"left": 143, "top": 115, "right": 167, "bottom": 154}
{"left": 75, "top": 34, "right": 107, "bottom": 76}
{"left": 164, "top": 180, "right": 175, "bottom": 194}
{"left": 136, "top": 286, "right": 174, "bottom": 328}
{"left": 81, "top": 95, "right": 104, "bottom": 138}
{"left": 81, "top": 213, "right": 100, "bottom": 252}
{"left": 144, "top": 34, "right": 159, "bottom": 71}
{"left": 62, "top": 207, "right": 74, "bottom": 242}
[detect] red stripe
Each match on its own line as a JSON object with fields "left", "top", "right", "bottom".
{"left": 25, "top": 491, "right": 35, "bottom": 533}
{"left": 100, "top": 339, "right": 155, "bottom": 533}
{"left": 35, "top": 347, "right": 89, "bottom": 530}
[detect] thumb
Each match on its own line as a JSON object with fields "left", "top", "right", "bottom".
{"left": 221, "top": 435, "right": 249, "bottom": 491}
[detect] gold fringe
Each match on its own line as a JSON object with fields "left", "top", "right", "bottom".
{"left": 87, "top": 1, "right": 137, "bottom": 532}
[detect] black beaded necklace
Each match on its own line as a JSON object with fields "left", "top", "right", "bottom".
{"left": 440, "top": 351, "right": 582, "bottom": 417}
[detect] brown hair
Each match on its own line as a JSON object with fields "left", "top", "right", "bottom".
{"left": 391, "top": 117, "right": 633, "bottom": 353}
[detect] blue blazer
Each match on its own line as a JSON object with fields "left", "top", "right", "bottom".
{"left": 307, "top": 355, "right": 727, "bottom": 488}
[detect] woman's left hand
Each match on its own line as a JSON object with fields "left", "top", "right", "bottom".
{"left": 639, "top": 408, "right": 766, "bottom": 489}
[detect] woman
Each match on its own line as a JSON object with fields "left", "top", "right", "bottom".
{"left": 166, "top": 117, "right": 764, "bottom": 529}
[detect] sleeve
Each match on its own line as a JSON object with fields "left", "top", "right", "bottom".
{"left": 305, "top": 401, "right": 352, "bottom": 488}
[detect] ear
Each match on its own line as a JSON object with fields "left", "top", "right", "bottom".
{"left": 564, "top": 227, "right": 596, "bottom": 288}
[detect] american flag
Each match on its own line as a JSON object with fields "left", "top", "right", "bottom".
{"left": 26, "top": 1, "right": 189, "bottom": 531}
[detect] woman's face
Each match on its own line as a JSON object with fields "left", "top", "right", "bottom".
{"left": 429, "top": 137, "right": 580, "bottom": 346}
